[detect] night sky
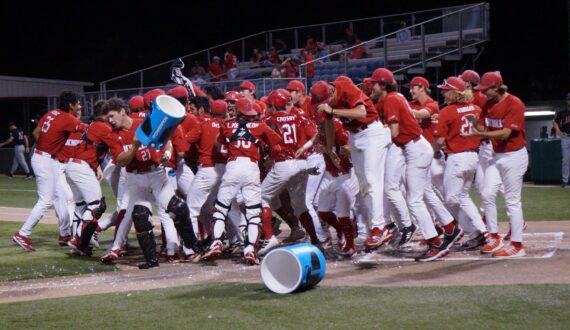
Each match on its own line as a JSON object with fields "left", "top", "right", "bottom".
{"left": 0, "top": 1, "right": 568, "bottom": 99}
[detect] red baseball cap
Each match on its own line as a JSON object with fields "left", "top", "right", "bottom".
{"left": 210, "top": 100, "right": 228, "bottom": 115}
{"left": 236, "top": 98, "right": 257, "bottom": 116}
{"left": 410, "top": 76, "right": 430, "bottom": 89}
{"left": 259, "top": 96, "right": 269, "bottom": 104}
{"left": 224, "top": 91, "right": 241, "bottom": 103}
{"left": 143, "top": 89, "right": 166, "bottom": 108}
{"left": 128, "top": 95, "right": 144, "bottom": 110}
{"left": 239, "top": 80, "right": 256, "bottom": 93}
{"left": 310, "top": 81, "right": 333, "bottom": 106}
{"left": 370, "top": 68, "right": 395, "bottom": 84}
{"left": 460, "top": 70, "right": 481, "bottom": 84}
{"left": 268, "top": 89, "right": 292, "bottom": 108}
{"left": 437, "top": 76, "right": 466, "bottom": 92}
{"left": 335, "top": 76, "right": 353, "bottom": 83}
{"left": 286, "top": 80, "right": 305, "bottom": 93}
{"left": 475, "top": 71, "right": 503, "bottom": 91}
{"left": 167, "top": 86, "right": 189, "bottom": 99}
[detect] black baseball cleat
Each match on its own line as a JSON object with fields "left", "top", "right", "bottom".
{"left": 398, "top": 224, "right": 417, "bottom": 246}
{"left": 138, "top": 260, "right": 160, "bottom": 269}
{"left": 441, "top": 226, "right": 464, "bottom": 251}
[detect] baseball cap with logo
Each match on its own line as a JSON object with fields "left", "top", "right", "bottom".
{"left": 310, "top": 81, "right": 333, "bottom": 106}
{"left": 236, "top": 98, "right": 257, "bottom": 116}
{"left": 460, "top": 70, "right": 481, "bottom": 84}
{"left": 475, "top": 71, "right": 503, "bottom": 91}
{"left": 410, "top": 76, "right": 430, "bottom": 89}
{"left": 437, "top": 77, "right": 466, "bottom": 92}
{"left": 286, "top": 80, "right": 306, "bottom": 93}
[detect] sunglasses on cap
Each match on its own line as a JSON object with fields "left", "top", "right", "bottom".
{"left": 441, "top": 79, "right": 460, "bottom": 90}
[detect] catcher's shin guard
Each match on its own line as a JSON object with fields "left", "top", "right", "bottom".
{"left": 211, "top": 199, "right": 230, "bottom": 240}
{"left": 132, "top": 205, "right": 158, "bottom": 267}
{"left": 244, "top": 204, "right": 262, "bottom": 250}
{"left": 167, "top": 195, "right": 198, "bottom": 249}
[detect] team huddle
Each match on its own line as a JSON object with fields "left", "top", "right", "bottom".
{"left": 11, "top": 67, "right": 528, "bottom": 269}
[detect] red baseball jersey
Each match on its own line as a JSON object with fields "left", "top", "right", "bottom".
{"left": 180, "top": 113, "right": 201, "bottom": 164}
{"left": 166, "top": 125, "right": 189, "bottom": 169}
{"left": 186, "top": 114, "right": 228, "bottom": 167}
{"left": 320, "top": 119, "right": 352, "bottom": 176}
{"left": 434, "top": 103, "right": 481, "bottom": 153}
{"left": 108, "top": 119, "right": 161, "bottom": 173}
{"left": 70, "top": 119, "right": 115, "bottom": 170}
{"left": 409, "top": 97, "right": 439, "bottom": 144}
{"left": 382, "top": 92, "right": 422, "bottom": 146}
{"left": 220, "top": 119, "right": 282, "bottom": 162}
{"left": 483, "top": 94, "right": 526, "bottom": 153}
{"left": 57, "top": 131, "right": 83, "bottom": 163}
{"left": 129, "top": 111, "right": 148, "bottom": 119}
{"left": 36, "top": 109, "right": 85, "bottom": 156}
{"left": 297, "top": 96, "right": 313, "bottom": 119}
{"left": 472, "top": 90, "right": 488, "bottom": 109}
{"left": 329, "top": 77, "right": 379, "bottom": 132}
{"left": 265, "top": 111, "right": 317, "bottom": 162}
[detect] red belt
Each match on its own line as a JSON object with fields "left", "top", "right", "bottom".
{"left": 228, "top": 156, "right": 257, "bottom": 163}
{"left": 330, "top": 170, "right": 350, "bottom": 177}
{"left": 34, "top": 149, "right": 55, "bottom": 159}
{"left": 69, "top": 158, "right": 88, "bottom": 166}
{"left": 396, "top": 136, "right": 421, "bottom": 149}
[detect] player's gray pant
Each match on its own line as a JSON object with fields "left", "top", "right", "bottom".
{"left": 562, "top": 137, "right": 570, "bottom": 184}
{"left": 11, "top": 145, "right": 30, "bottom": 175}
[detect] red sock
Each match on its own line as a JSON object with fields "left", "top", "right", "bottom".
{"left": 490, "top": 233, "right": 501, "bottom": 240}
{"left": 317, "top": 211, "right": 342, "bottom": 236}
{"left": 511, "top": 241, "right": 523, "bottom": 249}
{"left": 430, "top": 236, "right": 442, "bottom": 246}
{"left": 338, "top": 217, "right": 355, "bottom": 248}
{"left": 299, "top": 212, "right": 319, "bottom": 244}
{"left": 261, "top": 207, "right": 274, "bottom": 239}
{"left": 443, "top": 221, "right": 456, "bottom": 235}
{"left": 198, "top": 222, "right": 207, "bottom": 240}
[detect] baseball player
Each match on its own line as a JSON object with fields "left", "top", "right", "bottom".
{"left": 0, "top": 122, "right": 32, "bottom": 178}
{"left": 128, "top": 95, "right": 146, "bottom": 119}
{"left": 408, "top": 76, "right": 455, "bottom": 244}
{"left": 202, "top": 98, "right": 282, "bottom": 265}
{"left": 184, "top": 99, "right": 228, "bottom": 261}
{"left": 13, "top": 91, "right": 86, "bottom": 252}
{"left": 316, "top": 118, "right": 359, "bottom": 257}
{"left": 311, "top": 76, "right": 392, "bottom": 252}
{"left": 373, "top": 68, "right": 462, "bottom": 262}
{"left": 466, "top": 71, "right": 528, "bottom": 258}
{"left": 224, "top": 91, "right": 241, "bottom": 118}
{"left": 553, "top": 93, "right": 570, "bottom": 188}
{"left": 432, "top": 76, "right": 487, "bottom": 248}
{"left": 65, "top": 100, "right": 115, "bottom": 255}
{"left": 103, "top": 97, "right": 201, "bottom": 269}
{"left": 258, "top": 88, "right": 320, "bottom": 254}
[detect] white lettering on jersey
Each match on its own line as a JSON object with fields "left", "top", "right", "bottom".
{"left": 485, "top": 118, "right": 504, "bottom": 129}
{"left": 276, "top": 115, "right": 297, "bottom": 122}
{"left": 64, "top": 139, "right": 82, "bottom": 146}
{"left": 456, "top": 105, "right": 475, "bottom": 113}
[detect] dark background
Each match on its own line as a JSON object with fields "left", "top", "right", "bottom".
{"left": 0, "top": 0, "right": 568, "bottom": 134}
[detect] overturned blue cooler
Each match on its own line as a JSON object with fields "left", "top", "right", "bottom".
{"left": 135, "top": 94, "right": 186, "bottom": 149}
{"left": 261, "top": 243, "right": 326, "bottom": 294}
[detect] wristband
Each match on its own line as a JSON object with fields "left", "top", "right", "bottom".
{"left": 164, "top": 150, "right": 172, "bottom": 159}
{"left": 302, "top": 140, "right": 314, "bottom": 150}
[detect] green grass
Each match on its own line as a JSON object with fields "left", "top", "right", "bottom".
{"left": 1, "top": 283, "right": 569, "bottom": 329}
{"left": 0, "top": 222, "right": 119, "bottom": 281}
{"left": 0, "top": 176, "right": 117, "bottom": 213}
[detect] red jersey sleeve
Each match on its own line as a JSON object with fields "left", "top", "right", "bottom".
{"left": 171, "top": 126, "right": 189, "bottom": 153}
{"left": 185, "top": 123, "right": 203, "bottom": 144}
{"left": 433, "top": 108, "right": 450, "bottom": 137}
{"left": 63, "top": 114, "right": 86, "bottom": 132}
{"left": 503, "top": 97, "right": 525, "bottom": 132}
{"left": 383, "top": 96, "right": 403, "bottom": 124}
{"left": 261, "top": 123, "right": 283, "bottom": 148}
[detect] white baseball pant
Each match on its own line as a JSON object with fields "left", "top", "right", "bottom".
{"left": 481, "top": 148, "right": 528, "bottom": 242}
{"left": 261, "top": 159, "right": 309, "bottom": 217}
{"left": 187, "top": 164, "right": 225, "bottom": 235}
{"left": 176, "top": 161, "right": 195, "bottom": 198}
{"left": 317, "top": 170, "right": 359, "bottom": 217}
{"left": 304, "top": 153, "right": 328, "bottom": 242}
{"left": 384, "top": 143, "right": 412, "bottom": 227}
{"left": 11, "top": 145, "right": 30, "bottom": 175}
{"left": 348, "top": 121, "right": 391, "bottom": 229}
{"left": 20, "top": 153, "right": 71, "bottom": 237}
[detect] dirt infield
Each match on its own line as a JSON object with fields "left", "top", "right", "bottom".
{"left": 1, "top": 207, "right": 569, "bottom": 304}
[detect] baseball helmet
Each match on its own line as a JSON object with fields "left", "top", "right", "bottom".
{"left": 286, "top": 80, "right": 306, "bottom": 93}
{"left": 310, "top": 81, "right": 333, "bottom": 106}
{"left": 268, "top": 89, "right": 292, "bottom": 108}
{"left": 239, "top": 80, "right": 256, "bottom": 93}
{"left": 128, "top": 95, "right": 144, "bottom": 110}
{"left": 224, "top": 91, "right": 241, "bottom": 103}
{"left": 460, "top": 70, "right": 481, "bottom": 84}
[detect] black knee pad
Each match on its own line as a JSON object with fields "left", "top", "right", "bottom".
{"left": 167, "top": 195, "right": 189, "bottom": 225}
{"left": 132, "top": 205, "right": 153, "bottom": 232}
{"left": 87, "top": 197, "right": 107, "bottom": 220}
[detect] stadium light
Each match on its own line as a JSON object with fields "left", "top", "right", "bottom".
{"left": 525, "top": 111, "right": 555, "bottom": 117}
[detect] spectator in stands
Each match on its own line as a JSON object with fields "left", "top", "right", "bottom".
{"left": 251, "top": 48, "right": 263, "bottom": 67}
{"left": 204, "top": 85, "right": 225, "bottom": 100}
{"left": 271, "top": 63, "right": 284, "bottom": 78}
{"left": 191, "top": 61, "right": 207, "bottom": 78}
{"left": 553, "top": 92, "right": 570, "bottom": 188}
{"left": 338, "top": 52, "right": 347, "bottom": 64}
{"left": 349, "top": 37, "right": 368, "bottom": 59}
{"left": 316, "top": 42, "right": 330, "bottom": 61}
{"left": 282, "top": 57, "right": 299, "bottom": 78}
{"left": 305, "top": 36, "right": 317, "bottom": 55}
{"left": 300, "top": 49, "right": 315, "bottom": 79}
{"left": 274, "top": 39, "right": 288, "bottom": 53}
{"left": 0, "top": 122, "right": 31, "bottom": 178}
{"left": 224, "top": 47, "right": 239, "bottom": 79}
{"left": 396, "top": 21, "right": 412, "bottom": 42}
{"left": 269, "top": 46, "right": 282, "bottom": 65}
{"left": 208, "top": 56, "right": 225, "bottom": 81}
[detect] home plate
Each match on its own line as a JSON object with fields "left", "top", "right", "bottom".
{"left": 355, "top": 232, "right": 564, "bottom": 264}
